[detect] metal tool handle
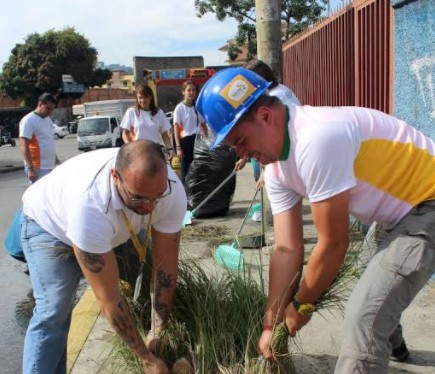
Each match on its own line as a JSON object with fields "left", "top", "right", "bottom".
{"left": 260, "top": 187, "right": 265, "bottom": 240}
{"left": 237, "top": 188, "right": 260, "bottom": 236}
{"left": 193, "top": 169, "right": 237, "bottom": 214}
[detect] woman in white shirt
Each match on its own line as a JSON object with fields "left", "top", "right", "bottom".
{"left": 120, "top": 85, "right": 173, "bottom": 157}
{"left": 173, "top": 80, "right": 208, "bottom": 184}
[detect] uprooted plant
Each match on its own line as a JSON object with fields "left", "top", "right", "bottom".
{"left": 111, "top": 222, "right": 372, "bottom": 373}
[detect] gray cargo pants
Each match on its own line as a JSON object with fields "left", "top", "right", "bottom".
{"left": 335, "top": 200, "right": 435, "bottom": 374}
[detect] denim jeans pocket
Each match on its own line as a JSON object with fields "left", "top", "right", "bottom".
{"left": 22, "top": 215, "right": 46, "bottom": 241}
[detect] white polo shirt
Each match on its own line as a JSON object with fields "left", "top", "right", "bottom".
{"left": 22, "top": 148, "right": 187, "bottom": 253}
{"left": 270, "top": 83, "right": 301, "bottom": 106}
{"left": 120, "top": 107, "right": 171, "bottom": 144}
{"left": 19, "top": 112, "right": 56, "bottom": 170}
{"left": 173, "top": 102, "right": 205, "bottom": 137}
{"left": 265, "top": 104, "right": 435, "bottom": 229}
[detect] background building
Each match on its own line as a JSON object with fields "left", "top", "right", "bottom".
{"left": 133, "top": 56, "right": 204, "bottom": 113}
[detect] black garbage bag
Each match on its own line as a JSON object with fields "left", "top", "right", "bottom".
{"left": 185, "top": 134, "right": 238, "bottom": 218}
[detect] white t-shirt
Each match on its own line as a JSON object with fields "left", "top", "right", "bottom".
{"left": 173, "top": 102, "right": 205, "bottom": 137}
{"left": 19, "top": 112, "right": 56, "bottom": 169}
{"left": 265, "top": 104, "right": 435, "bottom": 229}
{"left": 22, "top": 148, "right": 187, "bottom": 253}
{"left": 270, "top": 84, "right": 301, "bottom": 106}
{"left": 120, "top": 107, "right": 171, "bottom": 144}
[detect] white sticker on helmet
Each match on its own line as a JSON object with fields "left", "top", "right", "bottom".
{"left": 220, "top": 75, "right": 255, "bottom": 109}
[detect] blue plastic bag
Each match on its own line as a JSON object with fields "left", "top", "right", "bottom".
{"left": 4, "top": 208, "right": 25, "bottom": 262}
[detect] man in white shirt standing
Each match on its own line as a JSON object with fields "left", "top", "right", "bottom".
{"left": 19, "top": 93, "right": 60, "bottom": 183}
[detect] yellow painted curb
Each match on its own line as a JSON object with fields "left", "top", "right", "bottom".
{"left": 67, "top": 287, "right": 101, "bottom": 372}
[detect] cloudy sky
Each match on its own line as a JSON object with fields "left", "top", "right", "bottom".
{"left": 0, "top": 0, "right": 239, "bottom": 69}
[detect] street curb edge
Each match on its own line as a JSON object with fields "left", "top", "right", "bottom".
{"left": 67, "top": 286, "right": 100, "bottom": 372}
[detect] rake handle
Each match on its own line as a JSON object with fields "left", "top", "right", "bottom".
{"left": 237, "top": 188, "right": 260, "bottom": 236}
{"left": 260, "top": 187, "right": 265, "bottom": 239}
{"left": 192, "top": 169, "right": 237, "bottom": 214}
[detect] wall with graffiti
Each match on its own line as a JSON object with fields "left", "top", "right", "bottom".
{"left": 392, "top": 0, "right": 435, "bottom": 139}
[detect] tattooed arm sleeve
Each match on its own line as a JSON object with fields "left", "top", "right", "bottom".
{"left": 150, "top": 229, "right": 181, "bottom": 333}
{"left": 72, "top": 245, "right": 155, "bottom": 362}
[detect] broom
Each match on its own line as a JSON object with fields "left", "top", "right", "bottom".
{"left": 214, "top": 189, "right": 259, "bottom": 271}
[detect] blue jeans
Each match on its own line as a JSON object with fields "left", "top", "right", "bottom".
{"left": 20, "top": 214, "right": 82, "bottom": 374}
{"left": 250, "top": 159, "right": 261, "bottom": 181}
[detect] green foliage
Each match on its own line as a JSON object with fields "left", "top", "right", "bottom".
{"left": 195, "top": 0, "right": 328, "bottom": 61}
{"left": 115, "top": 261, "right": 295, "bottom": 373}
{"left": 0, "top": 27, "right": 112, "bottom": 106}
{"left": 113, "top": 222, "right": 369, "bottom": 373}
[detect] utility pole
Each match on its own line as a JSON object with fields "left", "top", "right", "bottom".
{"left": 255, "top": 0, "right": 282, "bottom": 81}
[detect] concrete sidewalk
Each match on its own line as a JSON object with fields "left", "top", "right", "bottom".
{"left": 66, "top": 166, "right": 435, "bottom": 374}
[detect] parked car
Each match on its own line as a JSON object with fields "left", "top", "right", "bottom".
{"left": 53, "top": 123, "right": 69, "bottom": 139}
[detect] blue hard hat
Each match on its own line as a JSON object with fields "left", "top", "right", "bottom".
{"left": 196, "top": 67, "right": 271, "bottom": 149}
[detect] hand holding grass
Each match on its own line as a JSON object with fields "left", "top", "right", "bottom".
{"left": 145, "top": 330, "right": 161, "bottom": 354}
{"left": 284, "top": 303, "right": 312, "bottom": 337}
{"left": 141, "top": 355, "right": 170, "bottom": 374}
{"left": 257, "top": 328, "right": 276, "bottom": 360}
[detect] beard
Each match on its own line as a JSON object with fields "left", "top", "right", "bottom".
{"left": 129, "top": 206, "right": 153, "bottom": 216}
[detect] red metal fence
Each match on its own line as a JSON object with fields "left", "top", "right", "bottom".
{"left": 282, "top": 0, "right": 393, "bottom": 114}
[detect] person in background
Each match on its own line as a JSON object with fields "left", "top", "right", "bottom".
{"left": 121, "top": 85, "right": 173, "bottom": 158}
{"left": 21, "top": 140, "right": 186, "bottom": 374}
{"left": 245, "top": 59, "right": 301, "bottom": 106}
{"left": 196, "top": 67, "right": 435, "bottom": 374}
{"left": 235, "top": 60, "right": 301, "bottom": 190}
{"left": 173, "top": 80, "right": 208, "bottom": 184}
{"left": 19, "top": 93, "right": 60, "bottom": 183}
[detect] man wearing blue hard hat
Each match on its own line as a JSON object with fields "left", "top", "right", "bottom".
{"left": 196, "top": 67, "right": 435, "bottom": 374}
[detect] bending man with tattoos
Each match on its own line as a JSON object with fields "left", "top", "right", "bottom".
{"left": 20, "top": 140, "right": 186, "bottom": 374}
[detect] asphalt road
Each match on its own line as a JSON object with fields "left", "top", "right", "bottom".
{"left": 0, "top": 135, "right": 81, "bottom": 373}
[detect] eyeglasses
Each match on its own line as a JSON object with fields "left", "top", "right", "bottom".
{"left": 116, "top": 171, "right": 175, "bottom": 206}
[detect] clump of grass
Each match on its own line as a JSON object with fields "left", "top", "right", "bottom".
{"left": 112, "top": 222, "right": 370, "bottom": 373}
{"left": 172, "top": 262, "right": 274, "bottom": 372}
{"left": 316, "top": 221, "right": 373, "bottom": 312}
{"left": 112, "top": 261, "right": 295, "bottom": 373}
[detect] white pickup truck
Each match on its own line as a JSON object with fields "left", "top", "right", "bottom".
{"left": 77, "top": 116, "right": 123, "bottom": 151}
{"left": 75, "top": 99, "right": 135, "bottom": 151}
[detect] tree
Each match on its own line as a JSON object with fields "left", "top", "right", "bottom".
{"left": 195, "top": 0, "right": 328, "bottom": 61}
{"left": 0, "top": 27, "right": 112, "bottom": 106}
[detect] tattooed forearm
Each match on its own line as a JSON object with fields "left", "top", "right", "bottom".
{"left": 151, "top": 270, "right": 174, "bottom": 329}
{"left": 108, "top": 300, "right": 149, "bottom": 356}
{"left": 78, "top": 250, "right": 105, "bottom": 273}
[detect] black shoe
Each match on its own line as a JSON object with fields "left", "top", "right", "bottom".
{"left": 391, "top": 341, "right": 410, "bottom": 362}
